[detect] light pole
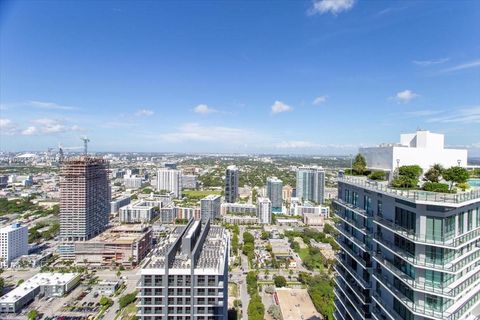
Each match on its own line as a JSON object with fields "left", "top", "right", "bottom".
{"left": 457, "top": 159, "right": 461, "bottom": 166}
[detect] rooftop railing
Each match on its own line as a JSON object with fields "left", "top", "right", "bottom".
{"left": 338, "top": 177, "right": 480, "bottom": 205}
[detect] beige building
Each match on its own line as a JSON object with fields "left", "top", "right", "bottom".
{"left": 75, "top": 225, "right": 152, "bottom": 268}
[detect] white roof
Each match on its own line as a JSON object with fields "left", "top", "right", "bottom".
{"left": 0, "top": 273, "right": 78, "bottom": 304}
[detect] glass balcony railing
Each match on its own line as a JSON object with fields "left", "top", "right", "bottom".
{"left": 338, "top": 176, "right": 480, "bottom": 204}
{"left": 335, "top": 265, "right": 371, "bottom": 304}
{"left": 336, "top": 255, "right": 372, "bottom": 289}
{"left": 335, "top": 238, "right": 372, "bottom": 269}
{"left": 372, "top": 293, "right": 403, "bottom": 320}
{"left": 373, "top": 273, "right": 454, "bottom": 319}
{"left": 373, "top": 216, "right": 480, "bottom": 248}
{"left": 373, "top": 233, "right": 480, "bottom": 272}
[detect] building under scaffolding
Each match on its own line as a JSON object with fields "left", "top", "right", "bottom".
{"left": 58, "top": 157, "right": 110, "bottom": 257}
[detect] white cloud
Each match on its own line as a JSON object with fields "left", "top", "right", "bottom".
{"left": 394, "top": 90, "right": 419, "bottom": 103}
{"left": 28, "top": 100, "right": 77, "bottom": 110}
{"left": 413, "top": 58, "right": 449, "bottom": 66}
{"left": 160, "top": 123, "right": 259, "bottom": 144}
{"left": 21, "top": 126, "right": 37, "bottom": 135}
{"left": 194, "top": 104, "right": 217, "bottom": 114}
{"left": 135, "top": 109, "right": 155, "bottom": 117}
{"left": 440, "top": 59, "right": 480, "bottom": 73}
{"left": 271, "top": 101, "right": 293, "bottom": 114}
{"left": 0, "top": 118, "right": 18, "bottom": 135}
{"left": 404, "top": 110, "right": 442, "bottom": 117}
{"left": 426, "top": 106, "right": 480, "bottom": 124}
{"left": 309, "top": 0, "right": 355, "bottom": 15}
{"left": 32, "top": 118, "right": 66, "bottom": 133}
{"left": 312, "top": 96, "right": 328, "bottom": 106}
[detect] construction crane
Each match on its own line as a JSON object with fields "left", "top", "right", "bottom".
{"left": 80, "top": 136, "right": 90, "bottom": 155}
{"left": 48, "top": 143, "right": 82, "bottom": 163}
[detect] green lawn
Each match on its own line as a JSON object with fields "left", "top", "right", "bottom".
{"left": 298, "top": 248, "right": 310, "bottom": 260}
{"left": 182, "top": 189, "right": 222, "bottom": 199}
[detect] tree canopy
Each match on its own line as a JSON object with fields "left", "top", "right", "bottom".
{"left": 352, "top": 154, "right": 367, "bottom": 175}
{"left": 443, "top": 166, "right": 469, "bottom": 188}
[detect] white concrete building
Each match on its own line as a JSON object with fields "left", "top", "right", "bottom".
{"left": 156, "top": 168, "right": 182, "bottom": 198}
{"left": 257, "top": 197, "right": 272, "bottom": 224}
{"left": 360, "top": 130, "right": 468, "bottom": 177}
{"left": 119, "top": 200, "right": 161, "bottom": 223}
{"left": 110, "top": 195, "right": 131, "bottom": 215}
{"left": 220, "top": 202, "right": 257, "bottom": 216}
{"left": 0, "top": 223, "right": 28, "bottom": 268}
{"left": 0, "top": 273, "right": 80, "bottom": 313}
{"left": 124, "top": 174, "right": 143, "bottom": 189}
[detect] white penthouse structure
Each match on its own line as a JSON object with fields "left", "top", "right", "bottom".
{"left": 137, "top": 219, "right": 229, "bottom": 319}
{"left": 360, "top": 130, "right": 468, "bottom": 178}
{"left": 0, "top": 223, "right": 28, "bottom": 268}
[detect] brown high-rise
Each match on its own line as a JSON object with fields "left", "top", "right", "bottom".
{"left": 59, "top": 157, "right": 110, "bottom": 245}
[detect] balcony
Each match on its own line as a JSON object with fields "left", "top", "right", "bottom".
{"left": 334, "top": 280, "right": 372, "bottom": 319}
{"left": 335, "top": 223, "right": 369, "bottom": 252}
{"left": 334, "top": 198, "right": 369, "bottom": 218}
{"left": 335, "top": 238, "right": 372, "bottom": 269}
{"left": 335, "top": 209, "right": 368, "bottom": 235}
{"left": 334, "top": 289, "right": 364, "bottom": 320}
{"left": 338, "top": 176, "right": 480, "bottom": 205}
{"left": 335, "top": 265, "right": 371, "bottom": 303}
{"left": 371, "top": 293, "right": 402, "bottom": 320}
{"left": 336, "top": 255, "right": 372, "bottom": 289}
{"left": 373, "top": 273, "right": 453, "bottom": 320}
{"left": 373, "top": 233, "right": 480, "bottom": 273}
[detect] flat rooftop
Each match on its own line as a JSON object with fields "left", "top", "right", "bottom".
{"left": 84, "top": 225, "right": 149, "bottom": 244}
{"left": 0, "top": 273, "right": 78, "bottom": 304}
{"left": 276, "top": 288, "right": 321, "bottom": 320}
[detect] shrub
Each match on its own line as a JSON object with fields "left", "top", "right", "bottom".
{"left": 273, "top": 275, "right": 287, "bottom": 288}
{"left": 423, "top": 182, "right": 450, "bottom": 193}
{"left": 368, "top": 171, "right": 385, "bottom": 180}
{"left": 457, "top": 182, "right": 470, "bottom": 191}
{"left": 119, "top": 291, "right": 137, "bottom": 308}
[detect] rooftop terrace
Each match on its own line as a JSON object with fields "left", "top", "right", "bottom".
{"left": 338, "top": 176, "right": 480, "bottom": 205}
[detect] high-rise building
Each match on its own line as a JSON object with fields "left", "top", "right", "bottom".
{"left": 296, "top": 166, "right": 325, "bottom": 204}
{"left": 267, "top": 177, "right": 283, "bottom": 213}
{"left": 257, "top": 197, "right": 272, "bottom": 224}
{"left": 157, "top": 168, "right": 182, "bottom": 198}
{"left": 333, "top": 176, "right": 480, "bottom": 320}
{"left": 200, "top": 195, "right": 222, "bottom": 222}
{"left": 282, "top": 185, "right": 293, "bottom": 204}
{"left": 59, "top": 157, "right": 110, "bottom": 249}
{"left": 224, "top": 165, "right": 239, "bottom": 203}
{"left": 124, "top": 174, "right": 143, "bottom": 189}
{"left": 0, "top": 223, "right": 28, "bottom": 268}
{"left": 137, "top": 218, "right": 229, "bottom": 319}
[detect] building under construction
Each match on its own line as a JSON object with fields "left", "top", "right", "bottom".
{"left": 59, "top": 157, "right": 110, "bottom": 256}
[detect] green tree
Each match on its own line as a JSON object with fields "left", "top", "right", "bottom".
{"left": 273, "top": 275, "right": 287, "bottom": 287}
{"left": 424, "top": 164, "right": 444, "bottom": 183}
{"left": 247, "top": 294, "right": 265, "bottom": 320}
{"left": 99, "top": 296, "right": 113, "bottom": 307}
{"left": 443, "top": 166, "right": 469, "bottom": 189}
{"left": 27, "top": 310, "right": 39, "bottom": 320}
{"left": 392, "top": 165, "right": 423, "bottom": 188}
{"left": 352, "top": 154, "right": 367, "bottom": 175}
{"left": 0, "top": 277, "right": 4, "bottom": 293}
{"left": 119, "top": 291, "right": 138, "bottom": 308}
{"left": 260, "top": 231, "right": 270, "bottom": 240}
{"left": 246, "top": 271, "right": 258, "bottom": 296}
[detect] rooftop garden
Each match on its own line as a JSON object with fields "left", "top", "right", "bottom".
{"left": 345, "top": 153, "right": 474, "bottom": 194}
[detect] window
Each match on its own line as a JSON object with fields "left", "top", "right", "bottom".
{"left": 395, "top": 207, "right": 416, "bottom": 232}
{"left": 394, "top": 297, "right": 414, "bottom": 320}
{"left": 468, "top": 210, "right": 473, "bottom": 231}
{"left": 458, "top": 212, "right": 465, "bottom": 234}
{"left": 394, "top": 235, "right": 415, "bottom": 256}
{"left": 364, "top": 195, "right": 372, "bottom": 215}
{"left": 426, "top": 294, "right": 444, "bottom": 311}
{"left": 426, "top": 217, "right": 443, "bottom": 242}
{"left": 377, "top": 200, "right": 383, "bottom": 217}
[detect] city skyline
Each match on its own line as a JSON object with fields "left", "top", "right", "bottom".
{"left": 1, "top": 1, "right": 479, "bottom": 155}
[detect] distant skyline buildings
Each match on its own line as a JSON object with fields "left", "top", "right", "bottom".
{"left": 296, "top": 166, "right": 325, "bottom": 204}
{"left": 266, "top": 177, "right": 283, "bottom": 213}
{"left": 224, "top": 165, "right": 239, "bottom": 203}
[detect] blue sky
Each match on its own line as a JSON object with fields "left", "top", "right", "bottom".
{"left": 1, "top": 0, "right": 479, "bottom": 155}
